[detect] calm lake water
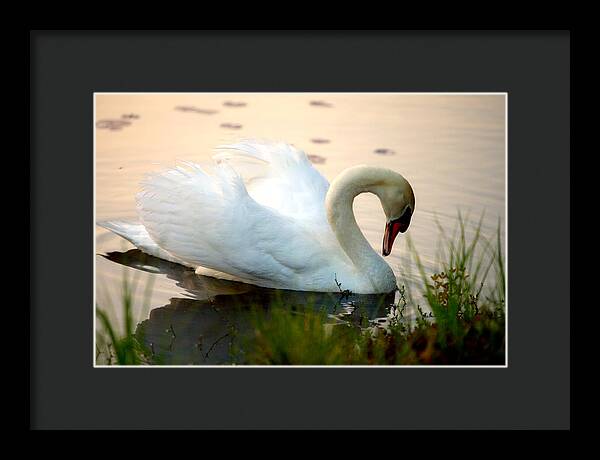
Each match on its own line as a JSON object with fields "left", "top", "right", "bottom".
{"left": 95, "top": 93, "right": 506, "bottom": 365}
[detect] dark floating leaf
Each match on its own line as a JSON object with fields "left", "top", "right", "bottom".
{"left": 310, "top": 138, "right": 330, "bottom": 144}
{"left": 307, "top": 154, "right": 326, "bottom": 164}
{"left": 121, "top": 113, "right": 140, "bottom": 119}
{"left": 309, "top": 100, "right": 333, "bottom": 108}
{"left": 223, "top": 101, "right": 247, "bottom": 107}
{"left": 96, "top": 119, "right": 132, "bottom": 131}
{"left": 373, "top": 148, "right": 396, "bottom": 156}
{"left": 220, "top": 122, "right": 243, "bottom": 130}
{"left": 174, "top": 105, "right": 218, "bottom": 115}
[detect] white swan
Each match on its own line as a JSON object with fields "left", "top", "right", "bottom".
{"left": 98, "top": 140, "right": 415, "bottom": 294}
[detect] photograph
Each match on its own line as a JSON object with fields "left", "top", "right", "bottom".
{"left": 94, "top": 92, "right": 507, "bottom": 367}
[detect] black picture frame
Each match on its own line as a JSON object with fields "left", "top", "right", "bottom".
{"left": 30, "top": 30, "right": 570, "bottom": 429}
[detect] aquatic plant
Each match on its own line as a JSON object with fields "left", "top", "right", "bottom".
{"left": 95, "top": 267, "right": 155, "bottom": 365}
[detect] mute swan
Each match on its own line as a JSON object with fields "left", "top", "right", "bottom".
{"left": 98, "top": 140, "right": 415, "bottom": 294}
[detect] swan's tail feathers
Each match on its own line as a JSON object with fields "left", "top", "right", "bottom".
{"left": 97, "top": 220, "right": 190, "bottom": 266}
{"left": 97, "top": 220, "right": 151, "bottom": 247}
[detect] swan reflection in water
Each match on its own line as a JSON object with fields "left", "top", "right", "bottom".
{"left": 100, "top": 249, "right": 398, "bottom": 365}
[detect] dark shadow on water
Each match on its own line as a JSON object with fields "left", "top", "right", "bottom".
{"left": 100, "top": 249, "right": 396, "bottom": 365}
{"left": 309, "top": 100, "right": 333, "bottom": 108}
{"left": 96, "top": 119, "right": 132, "bottom": 131}
{"left": 373, "top": 148, "right": 396, "bottom": 156}
{"left": 307, "top": 154, "right": 326, "bottom": 164}
{"left": 220, "top": 122, "right": 243, "bottom": 130}
{"left": 174, "top": 105, "right": 218, "bottom": 115}
{"left": 223, "top": 100, "right": 247, "bottom": 107}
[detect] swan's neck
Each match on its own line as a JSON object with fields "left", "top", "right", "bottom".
{"left": 325, "top": 167, "right": 393, "bottom": 290}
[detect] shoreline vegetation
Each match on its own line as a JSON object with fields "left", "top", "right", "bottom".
{"left": 96, "top": 213, "right": 506, "bottom": 366}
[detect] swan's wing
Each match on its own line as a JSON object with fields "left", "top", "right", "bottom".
{"left": 212, "top": 139, "right": 330, "bottom": 224}
{"left": 135, "top": 161, "right": 334, "bottom": 287}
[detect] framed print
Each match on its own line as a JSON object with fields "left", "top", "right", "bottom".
{"left": 30, "top": 30, "right": 570, "bottom": 429}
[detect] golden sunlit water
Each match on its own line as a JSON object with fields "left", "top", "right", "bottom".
{"left": 95, "top": 93, "right": 506, "bottom": 365}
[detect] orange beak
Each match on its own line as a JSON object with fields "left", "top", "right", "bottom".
{"left": 382, "top": 207, "right": 412, "bottom": 256}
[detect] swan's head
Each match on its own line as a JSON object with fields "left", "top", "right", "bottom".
{"left": 370, "top": 169, "right": 415, "bottom": 257}
{"left": 326, "top": 164, "right": 415, "bottom": 257}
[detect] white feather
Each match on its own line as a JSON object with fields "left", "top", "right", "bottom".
{"left": 213, "top": 139, "right": 330, "bottom": 223}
